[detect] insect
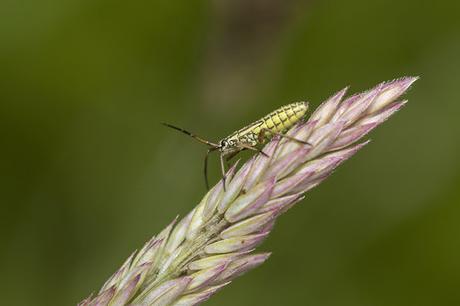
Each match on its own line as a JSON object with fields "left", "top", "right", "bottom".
{"left": 163, "top": 101, "right": 310, "bottom": 190}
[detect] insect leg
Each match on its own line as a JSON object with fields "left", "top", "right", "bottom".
{"left": 259, "top": 128, "right": 311, "bottom": 146}
{"left": 204, "top": 147, "right": 217, "bottom": 190}
{"left": 237, "top": 143, "right": 270, "bottom": 157}
{"left": 225, "top": 148, "right": 245, "bottom": 163}
{"left": 220, "top": 152, "right": 228, "bottom": 191}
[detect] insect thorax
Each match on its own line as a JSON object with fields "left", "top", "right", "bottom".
{"left": 219, "top": 133, "right": 257, "bottom": 154}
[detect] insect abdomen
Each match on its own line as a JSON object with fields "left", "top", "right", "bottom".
{"left": 224, "top": 101, "right": 308, "bottom": 147}
{"left": 253, "top": 101, "right": 308, "bottom": 137}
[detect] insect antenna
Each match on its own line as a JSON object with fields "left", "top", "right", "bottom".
{"left": 162, "top": 123, "right": 219, "bottom": 147}
{"left": 163, "top": 123, "right": 220, "bottom": 190}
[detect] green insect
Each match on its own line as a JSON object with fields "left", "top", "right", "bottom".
{"left": 163, "top": 101, "right": 310, "bottom": 190}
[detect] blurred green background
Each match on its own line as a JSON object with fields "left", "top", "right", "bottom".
{"left": 1, "top": 0, "right": 460, "bottom": 305}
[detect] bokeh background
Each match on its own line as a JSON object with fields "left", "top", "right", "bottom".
{"left": 1, "top": 0, "right": 460, "bottom": 305}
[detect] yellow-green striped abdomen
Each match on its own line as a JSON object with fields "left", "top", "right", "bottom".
{"left": 222, "top": 101, "right": 308, "bottom": 150}
{"left": 253, "top": 101, "right": 308, "bottom": 136}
